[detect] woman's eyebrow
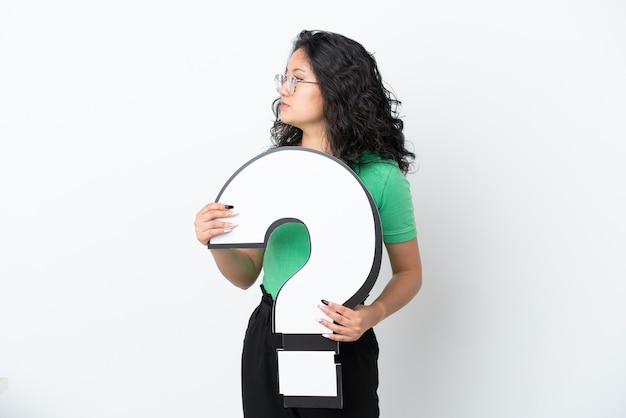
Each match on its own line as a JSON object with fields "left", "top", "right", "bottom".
{"left": 286, "top": 66, "right": 309, "bottom": 76}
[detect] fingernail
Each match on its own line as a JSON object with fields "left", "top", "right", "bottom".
{"left": 321, "top": 299, "right": 329, "bottom": 305}
{"left": 224, "top": 204, "right": 234, "bottom": 209}
{"left": 316, "top": 318, "right": 324, "bottom": 324}
{"left": 224, "top": 223, "right": 238, "bottom": 233}
{"left": 229, "top": 210, "right": 239, "bottom": 216}
{"left": 321, "top": 333, "right": 330, "bottom": 339}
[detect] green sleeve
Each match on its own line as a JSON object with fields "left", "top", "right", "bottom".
{"left": 357, "top": 160, "right": 417, "bottom": 244}
{"left": 378, "top": 166, "right": 417, "bottom": 243}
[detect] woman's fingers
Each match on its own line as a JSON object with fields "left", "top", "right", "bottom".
{"left": 198, "top": 202, "right": 238, "bottom": 219}
{"left": 194, "top": 203, "right": 239, "bottom": 245}
{"left": 196, "top": 222, "right": 238, "bottom": 245}
{"left": 317, "top": 301, "right": 364, "bottom": 342}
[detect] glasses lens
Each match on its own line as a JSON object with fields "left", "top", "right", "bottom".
{"left": 274, "top": 74, "right": 284, "bottom": 93}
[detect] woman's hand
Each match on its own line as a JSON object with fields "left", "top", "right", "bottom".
{"left": 316, "top": 238, "right": 422, "bottom": 342}
{"left": 316, "top": 301, "right": 384, "bottom": 342}
{"left": 194, "top": 202, "right": 239, "bottom": 246}
{"left": 194, "top": 202, "right": 263, "bottom": 289}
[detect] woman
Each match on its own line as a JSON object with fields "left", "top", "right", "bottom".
{"left": 194, "top": 30, "right": 422, "bottom": 418}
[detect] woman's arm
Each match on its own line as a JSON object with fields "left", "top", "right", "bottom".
{"left": 368, "top": 237, "right": 422, "bottom": 322}
{"left": 210, "top": 248, "right": 264, "bottom": 289}
{"left": 195, "top": 202, "right": 265, "bottom": 289}
{"left": 317, "top": 237, "right": 422, "bottom": 341}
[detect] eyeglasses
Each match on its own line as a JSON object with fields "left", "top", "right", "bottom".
{"left": 274, "top": 74, "right": 319, "bottom": 95}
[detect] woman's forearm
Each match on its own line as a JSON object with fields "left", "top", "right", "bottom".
{"left": 370, "top": 238, "right": 422, "bottom": 325}
{"left": 210, "top": 248, "right": 265, "bottom": 289}
{"left": 370, "top": 270, "right": 422, "bottom": 325}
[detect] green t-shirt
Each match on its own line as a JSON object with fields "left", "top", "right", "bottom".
{"left": 262, "top": 154, "right": 417, "bottom": 299}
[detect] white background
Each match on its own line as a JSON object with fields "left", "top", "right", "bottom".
{"left": 1, "top": 1, "right": 625, "bottom": 417}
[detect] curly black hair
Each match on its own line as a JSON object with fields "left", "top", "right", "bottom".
{"left": 270, "top": 30, "right": 414, "bottom": 174}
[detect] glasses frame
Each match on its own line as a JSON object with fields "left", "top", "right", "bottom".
{"left": 274, "top": 74, "right": 319, "bottom": 95}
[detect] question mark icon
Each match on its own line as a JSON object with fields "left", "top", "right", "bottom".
{"left": 209, "top": 147, "right": 382, "bottom": 408}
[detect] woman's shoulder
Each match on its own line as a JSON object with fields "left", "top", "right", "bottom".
{"left": 353, "top": 152, "right": 402, "bottom": 178}
{"left": 352, "top": 152, "right": 408, "bottom": 202}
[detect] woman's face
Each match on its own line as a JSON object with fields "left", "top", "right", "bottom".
{"left": 278, "top": 48, "right": 324, "bottom": 132}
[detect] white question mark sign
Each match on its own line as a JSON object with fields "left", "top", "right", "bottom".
{"left": 208, "top": 147, "right": 382, "bottom": 408}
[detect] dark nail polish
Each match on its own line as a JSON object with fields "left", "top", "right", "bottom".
{"left": 321, "top": 299, "right": 329, "bottom": 305}
{"left": 224, "top": 205, "right": 234, "bottom": 209}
